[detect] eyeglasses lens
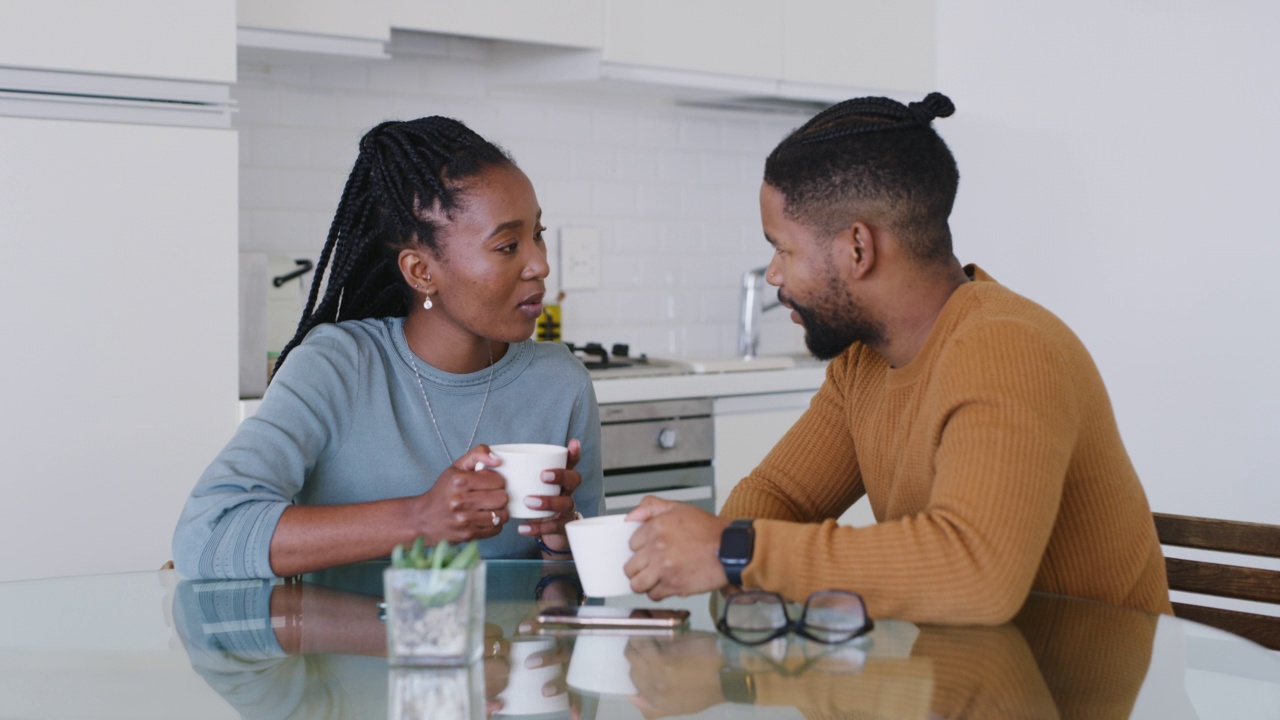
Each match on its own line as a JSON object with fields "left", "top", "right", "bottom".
{"left": 724, "top": 593, "right": 788, "bottom": 644}
{"left": 800, "top": 591, "right": 867, "bottom": 643}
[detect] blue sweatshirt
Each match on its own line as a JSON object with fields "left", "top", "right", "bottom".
{"left": 172, "top": 317, "right": 603, "bottom": 579}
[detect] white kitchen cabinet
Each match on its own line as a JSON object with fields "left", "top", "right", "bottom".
{"left": 0, "top": 116, "right": 239, "bottom": 582}
{"left": 238, "top": 0, "right": 390, "bottom": 41}
{"left": 603, "top": 0, "right": 782, "bottom": 80}
{"left": 714, "top": 390, "right": 873, "bottom": 526}
{"left": 0, "top": 0, "right": 234, "bottom": 83}
{"left": 782, "top": 0, "right": 934, "bottom": 93}
{"left": 391, "top": 0, "right": 604, "bottom": 49}
{"left": 601, "top": 0, "right": 933, "bottom": 98}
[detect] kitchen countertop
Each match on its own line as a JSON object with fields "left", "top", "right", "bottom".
{"left": 239, "top": 361, "right": 827, "bottom": 420}
{"left": 592, "top": 363, "right": 826, "bottom": 404}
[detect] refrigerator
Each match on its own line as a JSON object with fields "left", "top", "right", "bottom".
{"left": 0, "top": 0, "right": 239, "bottom": 581}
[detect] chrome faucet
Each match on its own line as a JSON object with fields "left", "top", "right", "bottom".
{"left": 737, "top": 266, "right": 782, "bottom": 359}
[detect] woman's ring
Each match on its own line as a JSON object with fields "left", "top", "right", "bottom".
{"left": 490, "top": 510, "right": 500, "bottom": 526}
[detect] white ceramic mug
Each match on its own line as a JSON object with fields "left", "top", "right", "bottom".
{"left": 496, "top": 637, "right": 569, "bottom": 716}
{"left": 566, "top": 633, "right": 637, "bottom": 696}
{"left": 564, "top": 515, "right": 642, "bottom": 597}
{"left": 479, "top": 443, "right": 568, "bottom": 520}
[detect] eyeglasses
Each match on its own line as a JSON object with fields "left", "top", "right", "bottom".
{"left": 721, "top": 633, "right": 868, "bottom": 676}
{"left": 716, "top": 590, "right": 873, "bottom": 645}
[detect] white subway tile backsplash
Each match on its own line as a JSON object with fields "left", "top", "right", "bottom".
{"left": 277, "top": 88, "right": 341, "bottom": 129}
{"left": 276, "top": 169, "right": 343, "bottom": 212}
{"left": 592, "top": 110, "right": 637, "bottom": 146}
{"left": 635, "top": 185, "right": 682, "bottom": 218}
{"left": 537, "top": 179, "right": 595, "bottom": 217}
{"left": 544, "top": 106, "right": 594, "bottom": 142}
{"left": 610, "top": 219, "right": 661, "bottom": 255}
{"left": 590, "top": 183, "right": 635, "bottom": 216}
{"left": 251, "top": 127, "right": 312, "bottom": 169}
{"left": 247, "top": 209, "right": 323, "bottom": 253}
{"left": 571, "top": 147, "right": 618, "bottom": 181}
{"left": 239, "top": 166, "right": 280, "bottom": 209}
{"left": 615, "top": 147, "right": 661, "bottom": 183}
{"left": 233, "top": 84, "right": 279, "bottom": 125}
{"left": 328, "top": 95, "right": 389, "bottom": 130}
{"left": 368, "top": 60, "right": 423, "bottom": 94}
{"left": 720, "top": 118, "right": 759, "bottom": 150}
{"left": 659, "top": 149, "right": 701, "bottom": 184}
{"left": 635, "top": 115, "right": 680, "bottom": 147}
{"left": 310, "top": 61, "right": 371, "bottom": 91}
{"left": 309, "top": 129, "right": 359, "bottom": 171}
{"left": 679, "top": 116, "right": 721, "bottom": 148}
{"left": 234, "top": 48, "right": 817, "bottom": 358}
{"left": 700, "top": 153, "right": 742, "bottom": 185}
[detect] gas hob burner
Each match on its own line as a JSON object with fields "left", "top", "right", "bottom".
{"left": 564, "top": 342, "right": 693, "bottom": 379}
{"left": 565, "top": 342, "right": 636, "bottom": 370}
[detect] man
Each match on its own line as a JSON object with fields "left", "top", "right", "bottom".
{"left": 624, "top": 93, "right": 1172, "bottom": 625}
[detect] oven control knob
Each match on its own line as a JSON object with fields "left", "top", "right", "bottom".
{"left": 657, "top": 427, "right": 678, "bottom": 449}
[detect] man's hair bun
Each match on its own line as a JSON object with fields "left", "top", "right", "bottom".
{"left": 908, "top": 92, "right": 956, "bottom": 126}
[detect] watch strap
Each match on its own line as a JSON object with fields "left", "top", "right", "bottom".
{"left": 718, "top": 518, "right": 755, "bottom": 587}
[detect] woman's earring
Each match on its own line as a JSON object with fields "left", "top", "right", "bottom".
{"left": 423, "top": 295, "right": 433, "bottom": 311}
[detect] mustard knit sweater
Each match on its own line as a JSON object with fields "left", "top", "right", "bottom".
{"left": 723, "top": 266, "right": 1172, "bottom": 624}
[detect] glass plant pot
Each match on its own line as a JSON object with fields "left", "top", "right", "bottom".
{"left": 384, "top": 562, "right": 486, "bottom": 667}
{"left": 388, "top": 665, "right": 485, "bottom": 720}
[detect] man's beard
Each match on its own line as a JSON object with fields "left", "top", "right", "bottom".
{"left": 785, "top": 272, "right": 885, "bottom": 360}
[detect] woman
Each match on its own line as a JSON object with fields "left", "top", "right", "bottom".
{"left": 173, "top": 117, "right": 602, "bottom": 580}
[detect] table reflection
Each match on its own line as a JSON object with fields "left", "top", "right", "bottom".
{"left": 166, "top": 561, "right": 1162, "bottom": 720}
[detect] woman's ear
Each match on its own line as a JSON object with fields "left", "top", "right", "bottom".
{"left": 398, "top": 248, "right": 433, "bottom": 292}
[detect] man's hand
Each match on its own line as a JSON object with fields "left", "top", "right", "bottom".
{"left": 625, "top": 632, "right": 725, "bottom": 719}
{"left": 624, "top": 497, "right": 733, "bottom": 600}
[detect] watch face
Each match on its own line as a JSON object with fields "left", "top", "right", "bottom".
{"left": 721, "top": 527, "right": 753, "bottom": 560}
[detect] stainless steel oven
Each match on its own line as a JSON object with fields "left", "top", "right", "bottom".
{"left": 597, "top": 398, "right": 715, "bottom": 515}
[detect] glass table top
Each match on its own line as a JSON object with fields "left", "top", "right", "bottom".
{"left": 0, "top": 560, "right": 1277, "bottom": 719}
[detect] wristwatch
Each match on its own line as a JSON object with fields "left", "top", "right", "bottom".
{"left": 718, "top": 519, "right": 754, "bottom": 587}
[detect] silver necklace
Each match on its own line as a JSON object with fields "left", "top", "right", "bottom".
{"left": 411, "top": 345, "right": 494, "bottom": 459}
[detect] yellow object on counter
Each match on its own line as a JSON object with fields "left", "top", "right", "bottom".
{"left": 536, "top": 304, "right": 562, "bottom": 342}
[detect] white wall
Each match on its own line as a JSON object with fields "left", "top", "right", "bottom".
{"left": 936, "top": 2, "right": 1280, "bottom": 524}
{"left": 236, "top": 36, "right": 807, "bottom": 362}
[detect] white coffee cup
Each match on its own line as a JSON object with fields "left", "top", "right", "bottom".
{"left": 479, "top": 443, "right": 568, "bottom": 520}
{"left": 564, "top": 515, "right": 641, "bottom": 598}
{"left": 566, "top": 634, "right": 637, "bottom": 696}
{"left": 496, "top": 637, "right": 569, "bottom": 716}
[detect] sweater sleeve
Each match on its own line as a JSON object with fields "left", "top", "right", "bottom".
{"left": 743, "top": 321, "right": 1081, "bottom": 624}
{"left": 171, "top": 329, "right": 359, "bottom": 579}
{"left": 719, "top": 359, "right": 866, "bottom": 522}
{"left": 568, "top": 378, "right": 605, "bottom": 518}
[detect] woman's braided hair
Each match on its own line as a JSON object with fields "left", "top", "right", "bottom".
{"left": 764, "top": 92, "right": 959, "bottom": 263}
{"left": 275, "top": 117, "right": 513, "bottom": 371}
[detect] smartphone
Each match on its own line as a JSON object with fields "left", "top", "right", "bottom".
{"left": 535, "top": 606, "right": 690, "bottom": 629}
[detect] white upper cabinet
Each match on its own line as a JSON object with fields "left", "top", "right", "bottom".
{"left": 391, "top": 0, "right": 604, "bottom": 49}
{"left": 0, "top": 0, "right": 235, "bottom": 84}
{"left": 598, "top": 0, "right": 932, "bottom": 100}
{"left": 782, "top": 0, "right": 934, "bottom": 94}
{"left": 603, "top": 0, "right": 782, "bottom": 80}
{"left": 238, "top": 0, "right": 391, "bottom": 41}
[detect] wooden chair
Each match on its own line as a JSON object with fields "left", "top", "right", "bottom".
{"left": 1153, "top": 512, "right": 1280, "bottom": 650}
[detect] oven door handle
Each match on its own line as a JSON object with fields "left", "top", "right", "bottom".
{"left": 604, "top": 486, "right": 713, "bottom": 512}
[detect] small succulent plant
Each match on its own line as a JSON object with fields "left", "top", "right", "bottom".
{"left": 391, "top": 536, "right": 480, "bottom": 571}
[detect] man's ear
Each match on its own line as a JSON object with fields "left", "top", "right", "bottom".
{"left": 839, "top": 221, "right": 876, "bottom": 280}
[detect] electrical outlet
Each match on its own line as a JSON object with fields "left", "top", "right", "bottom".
{"left": 560, "top": 227, "right": 601, "bottom": 290}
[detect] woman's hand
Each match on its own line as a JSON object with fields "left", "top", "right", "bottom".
{"left": 415, "top": 445, "right": 511, "bottom": 543}
{"left": 518, "top": 438, "right": 583, "bottom": 547}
